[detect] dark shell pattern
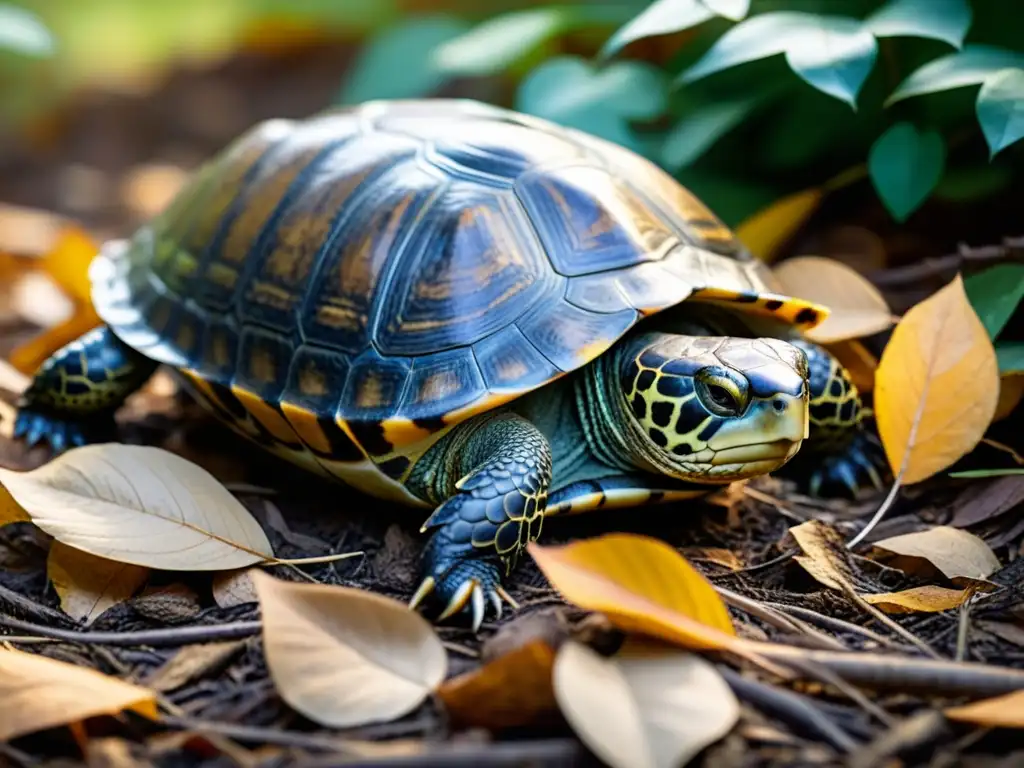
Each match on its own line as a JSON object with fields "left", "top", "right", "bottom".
{"left": 90, "top": 99, "right": 817, "bottom": 482}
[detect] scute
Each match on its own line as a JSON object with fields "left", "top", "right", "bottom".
{"left": 90, "top": 98, "right": 826, "bottom": 462}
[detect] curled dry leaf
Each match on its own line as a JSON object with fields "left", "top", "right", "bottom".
{"left": 253, "top": 570, "right": 446, "bottom": 728}
{"left": 0, "top": 443, "right": 274, "bottom": 570}
{"left": 789, "top": 520, "right": 857, "bottom": 591}
{"left": 736, "top": 188, "right": 823, "bottom": 263}
{"left": 949, "top": 474, "right": 1024, "bottom": 527}
{"left": 213, "top": 568, "right": 259, "bottom": 608}
{"left": 527, "top": 533, "right": 738, "bottom": 652}
{"left": 554, "top": 639, "right": 740, "bottom": 768}
{"left": 0, "top": 647, "right": 158, "bottom": 741}
{"left": 772, "top": 256, "right": 895, "bottom": 343}
{"left": 145, "top": 641, "right": 245, "bottom": 693}
{"left": 438, "top": 639, "right": 558, "bottom": 730}
{"left": 946, "top": 690, "right": 1024, "bottom": 729}
{"left": 872, "top": 527, "right": 1000, "bottom": 583}
{"left": 47, "top": 541, "right": 149, "bottom": 625}
{"left": 862, "top": 585, "right": 971, "bottom": 614}
{"left": 874, "top": 275, "right": 999, "bottom": 484}
{"left": 824, "top": 339, "right": 878, "bottom": 394}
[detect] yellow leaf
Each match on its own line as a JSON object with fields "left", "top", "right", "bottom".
{"left": 875, "top": 275, "right": 999, "bottom": 484}
{"left": 9, "top": 306, "right": 102, "bottom": 375}
{"left": 527, "top": 533, "right": 738, "bottom": 651}
{"left": 0, "top": 485, "right": 31, "bottom": 526}
{"left": 946, "top": 690, "right": 1024, "bottom": 729}
{"left": 789, "top": 520, "right": 856, "bottom": 591}
{"left": 736, "top": 188, "right": 823, "bottom": 263}
{"left": 862, "top": 585, "right": 971, "bottom": 613}
{"left": 824, "top": 339, "right": 878, "bottom": 394}
{"left": 40, "top": 225, "right": 98, "bottom": 304}
{"left": 212, "top": 567, "right": 259, "bottom": 608}
{"left": 772, "top": 256, "right": 895, "bottom": 343}
{"left": 554, "top": 639, "right": 739, "bottom": 768}
{"left": 47, "top": 541, "right": 150, "bottom": 625}
{"left": 0, "top": 358, "right": 30, "bottom": 395}
{"left": 145, "top": 641, "right": 245, "bottom": 693}
{"left": 995, "top": 373, "right": 1024, "bottom": 422}
{"left": 872, "top": 526, "right": 1000, "bottom": 583}
{"left": 0, "top": 647, "right": 158, "bottom": 741}
{"left": 0, "top": 443, "right": 274, "bottom": 570}
{"left": 438, "top": 640, "right": 557, "bottom": 730}
{"left": 252, "top": 571, "right": 446, "bottom": 728}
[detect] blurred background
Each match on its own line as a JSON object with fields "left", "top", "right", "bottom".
{"left": 0, "top": 0, "right": 1022, "bottom": 314}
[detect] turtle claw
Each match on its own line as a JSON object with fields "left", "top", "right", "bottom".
{"left": 410, "top": 550, "right": 509, "bottom": 631}
{"left": 13, "top": 409, "right": 104, "bottom": 453}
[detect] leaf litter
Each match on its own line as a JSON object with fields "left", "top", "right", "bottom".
{"left": 2, "top": 40, "right": 1024, "bottom": 768}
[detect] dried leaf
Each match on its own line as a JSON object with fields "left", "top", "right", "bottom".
{"left": 872, "top": 526, "right": 1000, "bottom": 583}
{"left": 145, "top": 641, "right": 245, "bottom": 692}
{"left": 946, "top": 690, "right": 1024, "bottom": 729}
{"left": 8, "top": 306, "right": 102, "bottom": 375}
{"left": 438, "top": 639, "right": 557, "bottom": 730}
{"left": 824, "top": 339, "right": 878, "bottom": 394}
{"left": 0, "top": 358, "right": 30, "bottom": 395}
{"left": 949, "top": 475, "right": 1024, "bottom": 527}
{"left": 212, "top": 568, "right": 259, "bottom": 608}
{"left": 789, "top": 520, "right": 856, "bottom": 591}
{"left": 875, "top": 275, "right": 999, "bottom": 484}
{"left": 862, "top": 585, "right": 971, "bottom": 613}
{"left": 48, "top": 541, "right": 149, "bottom": 625}
{"left": 527, "top": 534, "right": 738, "bottom": 652}
{"left": 0, "top": 443, "right": 274, "bottom": 570}
{"left": 253, "top": 571, "right": 446, "bottom": 728}
{"left": 736, "top": 188, "right": 823, "bottom": 262}
{"left": 995, "top": 373, "right": 1024, "bottom": 422}
{"left": 0, "top": 647, "right": 158, "bottom": 741}
{"left": 554, "top": 639, "right": 740, "bottom": 768}
{"left": 773, "top": 256, "right": 895, "bottom": 343}
{"left": 682, "top": 547, "right": 743, "bottom": 571}
{"left": 40, "top": 225, "right": 97, "bottom": 304}
{"left": 0, "top": 486, "right": 31, "bottom": 526}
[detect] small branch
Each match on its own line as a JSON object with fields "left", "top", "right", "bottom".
{"left": 0, "top": 583, "right": 78, "bottom": 628}
{"left": 716, "top": 585, "right": 848, "bottom": 651}
{"left": 869, "top": 236, "right": 1024, "bottom": 288}
{"left": 0, "top": 614, "right": 261, "bottom": 647}
{"left": 762, "top": 602, "right": 906, "bottom": 650}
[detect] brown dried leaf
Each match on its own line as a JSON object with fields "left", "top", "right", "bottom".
{"left": 949, "top": 475, "right": 1024, "bottom": 527}
{"left": 0, "top": 648, "right": 157, "bottom": 741}
{"left": 253, "top": 571, "right": 446, "bottom": 728}
{"left": 212, "top": 567, "right": 258, "bottom": 608}
{"left": 145, "top": 641, "right": 245, "bottom": 692}
{"left": 0, "top": 485, "right": 31, "bottom": 526}
{"left": 789, "top": 520, "right": 856, "bottom": 591}
{"left": 48, "top": 542, "right": 149, "bottom": 625}
{"left": 682, "top": 547, "right": 743, "bottom": 571}
{"left": 872, "top": 527, "right": 1000, "bottom": 583}
{"left": 862, "top": 586, "right": 971, "bottom": 613}
{"left": 824, "top": 339, "right": 878, "bottom": 394}
{"left": 995, "top": 373, "right": 1024, "bottom": 422}
{"left": 438, "top": 640, "right": 557, "bottom": 730}
{"left": 946, "top": 690, "right": 1024, "bottom": 729}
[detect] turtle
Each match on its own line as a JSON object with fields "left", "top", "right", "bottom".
{"left": 14, "top": 99, "right": 885, "bottom": 629}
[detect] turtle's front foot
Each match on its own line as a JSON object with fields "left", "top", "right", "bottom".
{"left": 13, "top": 408, "right": 114, "bottom": 453}
{"left": 806, "top": 429, "right": 888, "bottom": 498}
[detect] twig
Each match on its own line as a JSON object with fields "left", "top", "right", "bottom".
{"left": 0, "top": 582, "right": 78, "bottom": 627}
{"left": 838, "top": 579, "right": 940, "bottom": 659}
{"left": 955, "top": 589, "right": 978, "bottom": 662}
{"left": 847, "top": 478, "right": 902, "bottom": 549}
{"left": 755, "top": 645, "right": 1024, "bottom": 697}
{"left": 779, "top": 654, "right": 895, "bottom": 727}
{"left": 716, "top": 586, "right": 847, "bottom": 651}
{"left": 160, "top": 715, "right": 361, "bottom": 754}
{"left": 868, "top": 236, "right": 1024, "bottom": 288}
{"left": 762, "top": 602, "right": 906, "bottom": 650}
{"left": 717, "top": 666, "right": 859, "bottom": 753}
{"left": 848, "top": 711, "right": 950, "bottom": 768}
{"left": 0, "top": 614, "right": 261, "bottom": 646}
{"left": 982, "top": 438, "right": 1024, "bottom": 465}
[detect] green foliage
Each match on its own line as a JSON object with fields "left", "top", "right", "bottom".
{"left": 864, "top": 0, "right": 971, "bottom": 48}
{"left": 600, "top": 0, "right": 747, "bottom": 60}
{"left": 0, "top": 3, "right": 52, "bottom": 57}
{"left": 976, "top": 69, "right": 1024, "bottom": 157}
{"left": 868, "top": 122, "right": 946, "bottom": 221}
{"left": 886, "top": 45, "right": 1024, "bottom": 104}
{"left": 964, "top": 263, "right": 1024, "bottom": 339}
{"left": 996, "top": 343, "right": 1024, "bottom": 375}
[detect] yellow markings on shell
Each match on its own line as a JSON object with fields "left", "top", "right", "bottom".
{"left": 381, "top": 418, "right": 436, "bottom": 451}
{"left": 546, "top": 487, "right": 707, "bottom": 517}
{"left": 249, "top": 348, "right": 277, "bottom": 384}
{"left": 207, "top": 263, "right": 238, "bottom": 290}
{"left": 175, "top": 322, "right": 195, "bottom": 352}
{"left": 230, "top": 385, "right": 302, "bottom": 446}
{"left": 442, "top": 386, "right": 537, "bottom": 428}
{"left": 576, "top": 338, "right": 614, "bottom": 366}
{"left": 280, "top": 401, "right": 333, "bottom": 455}
{"left": 690, "top": 287, "right": 830, "bottom": 331}
{"left": 209, "top": 330, "right": 231, "bottom": 369}
{"left": 297, "top": 362, "right": 328, "bottom": 397}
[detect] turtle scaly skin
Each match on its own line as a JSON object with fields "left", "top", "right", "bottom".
{"left": 15, "top": 99, "right": 886, "bottom": 630}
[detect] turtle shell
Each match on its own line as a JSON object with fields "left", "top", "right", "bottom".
{"left": 91, "top": 99, "right": 824, "bottom": 483}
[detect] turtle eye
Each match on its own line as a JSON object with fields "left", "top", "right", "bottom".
{"left": 695, "top": 368, "right": 748, "bottom": 417}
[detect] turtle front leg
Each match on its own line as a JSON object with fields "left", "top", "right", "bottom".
{"left": 407, "top": 412, "right": 551, "bottom": 631}
{"left": 14, "top": 325, "right": 158, "bottom": 453}
{"left": 785, "top": 339, "right": 888, "bottom": 497}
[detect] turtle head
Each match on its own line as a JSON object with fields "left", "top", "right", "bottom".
{"left": 618, "top": 332, "right": 809, "bottom": 482}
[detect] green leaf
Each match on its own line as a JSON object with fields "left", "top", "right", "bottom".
{"left": 701, "top": 0, "right": 749, "bottom": 22}
{"left": 600, "top": 0, "right": 731, "bottom": 59}
{"left": 660, "top": 96, "right": 761, "bottom": 169}
{"left": 433, "top": 8, "right": 570, "bottom": 77}
{"left": 964, "top": 264, "right": 1024, "bottom": 339}
{"left": 934, "top": 165, "right": 1012, "bottom": 202}
{"left": 868, "top": 122, "right": 945, "bottom": 222}
{"left": 886, "top": 45, "right": 1024, "bottom": 105}
{"left": 976, "top": 68, "right": 1024, "bottom": 158}
{"left": 0, "top": 4, "right": 53, "bottom": 57}
{"left": 678, "top": 13, "right": 877, "bottom": 107}
{"left": 949, "top": 469, "right": 1024, "bottom": 478}
{"left": 337, "top": 16, "right": 469, "bottom": 104}
{"left": 865, "top": 0, "right": 972, "bottom": 48}
{"left": 997, "top": 342, "right": 1024, "bottom": 374}
{"left": 515, "top": 57, "right": 666, "bottom": 151}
